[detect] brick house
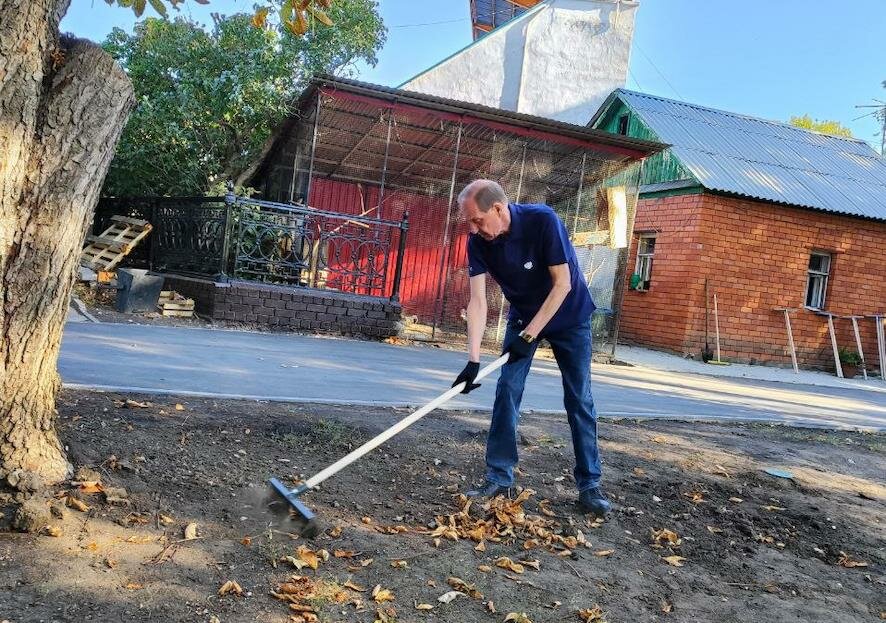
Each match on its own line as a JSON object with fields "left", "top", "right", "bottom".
{"left": 590, "top": 90, "right": 886, "bottom": 372}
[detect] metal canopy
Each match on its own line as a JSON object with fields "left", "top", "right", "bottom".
{"left": 470, "top": 0, "right": 542, "bottom": 39}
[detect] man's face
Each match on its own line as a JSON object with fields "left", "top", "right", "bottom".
{"left": 463, "top": 198, "right": 507, "bottom": 241}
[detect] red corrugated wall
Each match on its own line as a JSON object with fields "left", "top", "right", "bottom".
{"left": 308, "top": 178, "right": 469, "bottom": 322}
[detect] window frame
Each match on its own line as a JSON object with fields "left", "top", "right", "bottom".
{"left": 804, "top": 251, "right": 831, "bottom": 310}
{"left": 633, "top": 234, "right": 656, "bottom": 291}
{"left": 617, "top": 113, "right": 630, "bottom": 135}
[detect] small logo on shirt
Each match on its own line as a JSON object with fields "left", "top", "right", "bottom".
{"left": 524, "top": 261, "right": 533, "bottom": 270}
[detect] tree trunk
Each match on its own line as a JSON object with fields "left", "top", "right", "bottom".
{"left": 0, "top": 0, "right": 134, "bottom": 490}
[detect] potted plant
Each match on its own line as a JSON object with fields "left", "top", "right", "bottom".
{"left": 838, "top": 347, "right": 862, "bottom": 378}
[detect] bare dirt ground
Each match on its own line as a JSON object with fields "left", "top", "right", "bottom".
{"left": 1, "top": 390, "right": 883, "bottom": 623}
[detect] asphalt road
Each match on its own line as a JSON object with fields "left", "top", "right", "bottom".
{"left": 59, "top": 322, "right": 886, "bottom": 431}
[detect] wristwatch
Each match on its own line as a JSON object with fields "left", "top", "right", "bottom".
{"left": 518, "top": 330, "right": 536, "bottom": 344}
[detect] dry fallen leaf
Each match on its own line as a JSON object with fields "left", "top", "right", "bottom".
{"left": 662, "top": 555, "right": 686, "bottom": 567}
{"left": 218, "top": 580, "right": 243, "bottom": 596}
{"left": 283, "top": 555, "right": 308, "bottom": 570}
{"left": 579, "top": 605, "right": 607, "bottom": 622}
{"left": 478, "top": 565, "right": 493, "bottom": 573}
{"left": 297, "top": 546, "right": 320, "bottom": 570}
{"left": 651, "top": 528, "right": 681, "bottom": 547}
{"left": 520, "top": 559, "right": 541, "bottom": 571}
{"left": 334, "top": 550, "right": 357, "bottom": 558}
{"left": 538, "top": 500, "right": 557, "bottom": 517}
{"left": 728, "top": 497, "right": 743, "bottom": 503}
{"left": 437, "top": 590, "right": 463, "bottom": 604}
{"left": 762, "top": 505, "right": 786, "bottom": 512}
{"left": 706, "top": 526, "right": 723, "bottom": 534}
{"left": 594, "top": 549, "right": 614, "bottom": 557}
{"left": 651, "top": 436, "right": 668, "bottom": 443}
{"left": 632, "top": 467, "right": 646, "bottom": 476}
{"left": 415, "top": 603, "right": 434, "bottom": 611}
{"left": 447, "top": 577, "right": 483, "bottom": 599}
{"left": 372, "top": 585, "right": 395, "bottom": 602}
{"left": 240, "top": 536, "right": 252, "bottom": 546}
{"left": 360, "top": 558, "right": 374, "bottom": 567}
{"left": 66, "top": 496, "right": 90, "bottom": 512}
{"left": 124, "top": 582, "right": 144, "bottom": 590}
{"left": 183, "top": 523, "right": 198, "bottom": 540}
{"left": 125, "top": 535, "right": 154, "bottom": 544}
{"left": 175, "top": 403, "right": 185, "bottom": 411}
{"left": 361, "top": 516, "right": 373, "bottom": 524}
{"left": 837, "top": 552, "right": 869, "bottom": 568}
{"left": 496, "top": 556, "right": 525, "bottom": 574}
{"left": 504, "top": 613, "right": 532, "bottom": 623}
{"left": 486, "top": 600, "right": 496, "bottom": 613}
{"left": 327, "top": 525, "right": 343, "bottom": 538}
{"left": 77, "top": 481, "right": 104, "bottom": 494}
{"left": 343, "top": 580, "right": 366, "bottom": 592}
{"left": 117, "top": 398, "right": 150, "bottom": 408}
{"left": 661, "top": 598, "right": 673, "bottom": 613}
{"left": 158, "top": 514, "right": 174, "bottom": 526}
{"left": 44, "top": 526, "right": 63, "bottom": 537}
{"left": 475, "top": 541, "right": 486, "bottom": 552}
{"left": 390, "top": 560, "right": 408, "bottom": 569}
{"left": 713, "top": 464, "right": 731, "bottom": 478}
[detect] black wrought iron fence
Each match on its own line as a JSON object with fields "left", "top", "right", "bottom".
{"left": 93, "top": 191, "right": 409, "bottom": 300}
{"left": 230, "top": 195, "right": 408, "bottom": 299}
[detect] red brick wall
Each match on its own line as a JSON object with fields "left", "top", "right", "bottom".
{"left": 619, "top": 193, "right": 707, "bottom": 353}
{"left": 619, "top": 192, "right": 886, "bottom": 372}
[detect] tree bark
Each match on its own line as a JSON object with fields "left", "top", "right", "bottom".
{"left": 0, "top": 0, "right": 134, "bottom": 489}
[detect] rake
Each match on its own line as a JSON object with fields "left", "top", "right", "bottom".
{"left": 267, "top": 354, "right": 509, "bottom": 537}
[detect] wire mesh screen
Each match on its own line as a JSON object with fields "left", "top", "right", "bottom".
{"left": 258, "top": 87, "right": 644, "bottom": 351}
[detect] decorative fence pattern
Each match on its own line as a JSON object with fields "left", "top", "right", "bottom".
{"left": 94, "top": 192, "right": 409, "bottom": 301}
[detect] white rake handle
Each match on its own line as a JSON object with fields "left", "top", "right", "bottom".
{"left": 303, "top": 354, "right": 509, "bottom": 490}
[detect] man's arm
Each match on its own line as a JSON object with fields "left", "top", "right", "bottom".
{"left": 523, "top": 263, "right": 572, "bottom": 338}
{"left": 466, "top": 273, "right": 488, "bottom": 362}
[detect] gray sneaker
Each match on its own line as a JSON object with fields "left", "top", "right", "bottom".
{"left": 465, "top": 481, "right": 514, "bottom": 499}
{"left": 578, "top": 486, "right": 612, "bottom": 518}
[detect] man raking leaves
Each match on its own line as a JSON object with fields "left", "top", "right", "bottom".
{"left": 265, "top": 179, "right": 608, "bottom": 536}
{"left": 452, "top": 179, "right": 611, "bottom": 517}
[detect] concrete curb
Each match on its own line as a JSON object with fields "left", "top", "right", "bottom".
{"left": 61, "top": 382, "right": 885, "bottom": 433}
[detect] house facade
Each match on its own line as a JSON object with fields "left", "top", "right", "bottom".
{"left": 591, "top": 90, "right": 886, "bottom": 372}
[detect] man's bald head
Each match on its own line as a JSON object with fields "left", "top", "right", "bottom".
{"left": 458, "top": 179, "right": 509, "bottom": 213}
{"left": 458, "top": 179, "right": 511, "bottom": 241}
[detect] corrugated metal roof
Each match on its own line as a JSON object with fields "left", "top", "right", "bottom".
{"left": 607, "top": 89, "right": 886, "bottom": 221}
{"left": 470, "top": 0, "right": 541, "bottom": 39}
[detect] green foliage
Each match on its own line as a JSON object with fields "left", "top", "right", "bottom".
{"left": 102, "top": 3, "right": 385, "bottom": 196}
{"left": 788, "top": 115, "right": 853, "bottom": 138}
{"left": 838, "top": 347, "right": 861, "bottom": 365}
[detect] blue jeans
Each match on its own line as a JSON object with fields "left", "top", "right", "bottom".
{"left": 486, "top": 319, "right": 602, "bottom": 492}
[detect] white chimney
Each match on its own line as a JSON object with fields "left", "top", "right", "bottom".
{"left": 401, "top": 0, "right": 637, "bottom": 126}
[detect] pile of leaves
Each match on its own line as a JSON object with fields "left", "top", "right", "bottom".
{"left": 422, "top": 490, "right": 597, "bottom": 556}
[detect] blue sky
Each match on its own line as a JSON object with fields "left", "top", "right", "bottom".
{"left": 63, "top": 0, "right": 885, "bottom": 150}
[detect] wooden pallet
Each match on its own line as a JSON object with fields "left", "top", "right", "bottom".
{"left": 80, "top": 215, "right": 153, "bottom": 272}
{"left": 158, "top": 290, "right": 195, "bottom": 318}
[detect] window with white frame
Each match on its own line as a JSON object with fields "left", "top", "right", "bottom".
{"left": 634, "top": 235, "right": 656, "bottom": 290}
{"left": 805, "top": 252, "right": 831, "bottom": 310}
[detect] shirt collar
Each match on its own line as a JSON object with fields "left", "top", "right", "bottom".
{"left": 501, "top": 203, "right": 522, "bottom": 242}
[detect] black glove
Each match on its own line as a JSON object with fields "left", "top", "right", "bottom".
{"left": 503, "top": 333, "right": 534, "bottom": 363}
{"left": 452, "top": 361, "right": 481, "bottom": 394}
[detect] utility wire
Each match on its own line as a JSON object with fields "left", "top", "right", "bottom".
{"left": 633, "top": 40, "right": 684, "bottom": 100}
{"left": 392, "top": 18, "right": 470, "bottom": 28}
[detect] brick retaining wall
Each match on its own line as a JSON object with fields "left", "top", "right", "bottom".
{"left": 162, "top": 275, "right": 401, "bottom": 338}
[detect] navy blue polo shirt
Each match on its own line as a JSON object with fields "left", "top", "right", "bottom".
{"left": 467, "top": 203, "right": 595, "bottom": 335}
